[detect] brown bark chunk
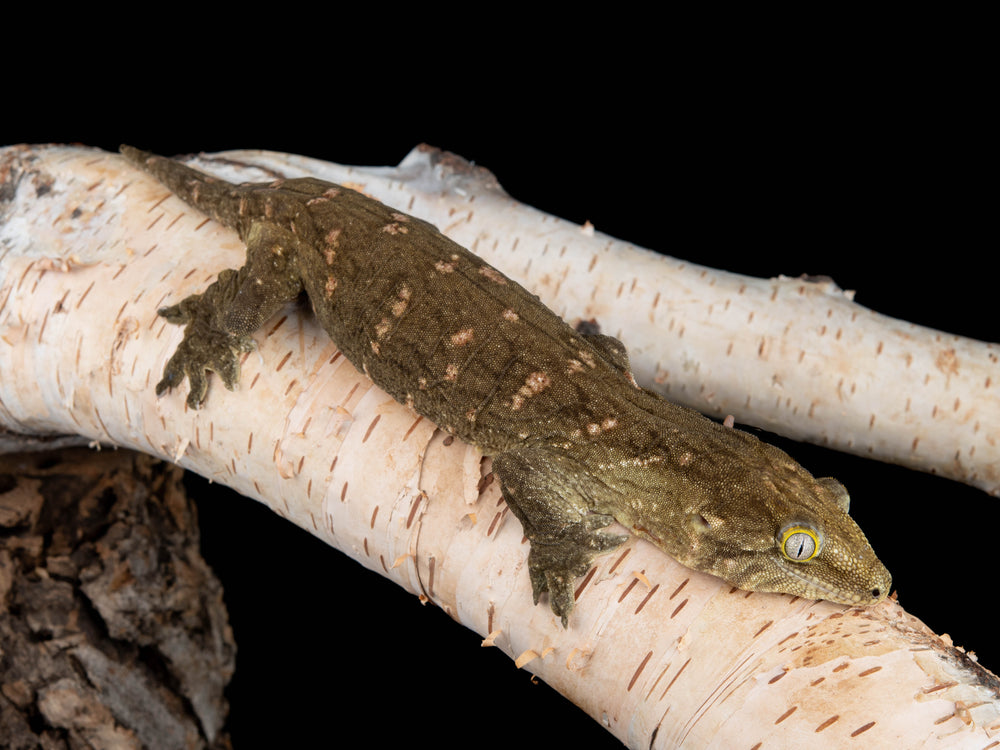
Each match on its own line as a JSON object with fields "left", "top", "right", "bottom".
{"left": 0, "top": 449, "right": 235, "bottom": 749}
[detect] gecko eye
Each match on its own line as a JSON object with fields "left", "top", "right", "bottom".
{"left": 780, "top": 526, "right": 820, "bottom": 562}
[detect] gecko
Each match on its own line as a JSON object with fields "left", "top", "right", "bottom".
{"left": 121, "top": 145, "right": 891, "bottom": 626}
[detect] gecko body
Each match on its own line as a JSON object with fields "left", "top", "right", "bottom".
{"left": 122, "top": 146, "right": 890, "bottom": 625}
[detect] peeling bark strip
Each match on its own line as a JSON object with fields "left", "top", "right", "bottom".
{"left": 1, "top": 145, "right": 999, "bottom": 748}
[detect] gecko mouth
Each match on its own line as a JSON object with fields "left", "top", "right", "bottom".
{"left": 775, "top": 558, "right": 862, "bottom": 605}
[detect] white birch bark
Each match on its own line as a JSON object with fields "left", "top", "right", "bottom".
{"left": 1, "top": 144, "right": 998, "bottom": 748}
{"left": 192, "top": 144, "right": 1000, "bottom": 497}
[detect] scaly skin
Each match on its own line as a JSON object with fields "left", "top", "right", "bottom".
{"left": 122, "top": 146, "right": 891, "bottom": 626}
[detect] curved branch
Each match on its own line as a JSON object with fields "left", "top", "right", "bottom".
{"left": 1, "top": 144, "right": 997, "bottom": 747}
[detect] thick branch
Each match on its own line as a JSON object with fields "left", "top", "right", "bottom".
{"left": 1, "top": 145, "right": 998, "bottom": 747}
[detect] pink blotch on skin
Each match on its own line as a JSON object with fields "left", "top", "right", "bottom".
{"left": 450, "top": 327, "right": 475, "bottom": 346}
{"left": 392, "top": 287, "right": 412, "bottom": 317}
{"left": 510, "top": 371, "right": 550, "bottom": 410}
{"left": 478, "top": 267, "right": 508, "bottom": 285}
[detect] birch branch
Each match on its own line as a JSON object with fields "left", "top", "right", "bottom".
{"left": 1, "top": 144, "right": 998, "bottom": 748}
{"left": 173, "top": 144, "right": 1000, "bottom": 497}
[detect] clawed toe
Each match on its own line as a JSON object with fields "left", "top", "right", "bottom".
{"left": 526, "top": 517, "right": 627, "bottom": 627}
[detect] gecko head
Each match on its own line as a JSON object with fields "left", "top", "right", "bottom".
{"left": 609, "top": 420, "right": 893, "bottom": 607}
{"left": 674, "top": 437, "right": 892, "bottom": 606}
{"left": 762, "top": 477, "right": 892, "bottom": 606}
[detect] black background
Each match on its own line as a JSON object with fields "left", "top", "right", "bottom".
{"left": 5, "top": 29, "right": 993, "bottom": 748}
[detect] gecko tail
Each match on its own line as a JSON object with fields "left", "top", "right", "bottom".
{"left": 119, "top": 144, "right": 245, "bottom": 229}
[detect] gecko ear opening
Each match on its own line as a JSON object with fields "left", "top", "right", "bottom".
{"left": 817, "top": 477, "right": 851, "bottom": 513}
{"left": 688, "top": 513, "right": 712, "bottom": 532}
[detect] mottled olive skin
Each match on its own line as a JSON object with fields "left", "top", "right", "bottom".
{"left": 122, "top": 146, "right": 890, "bottom": 626}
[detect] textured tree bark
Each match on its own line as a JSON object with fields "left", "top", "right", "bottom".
{"left": 1, "top": 144, "right": 998, "bottom": 748}
{"left": 0, "top": 448, "right": 234, "bottom": 749}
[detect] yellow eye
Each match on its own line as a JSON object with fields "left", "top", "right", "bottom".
{"left": 781, "top": 526, "right": 820, "bottom": 561}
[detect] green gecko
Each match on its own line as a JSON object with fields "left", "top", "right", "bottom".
{"left": 121, "top": 145, "right": 891, "bottom": 626}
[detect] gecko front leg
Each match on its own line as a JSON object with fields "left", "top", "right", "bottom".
{"left": 157, "top": 221, "right": 306, "bottom": 408}
{"left": 492, "top": 448, "right": 628, "bottom": 626}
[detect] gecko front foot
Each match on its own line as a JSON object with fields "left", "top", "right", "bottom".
{"left": 527, "top": 515, "right": 628, "bottom": 627}
{"left": 156, "top": 283, "right": 256, "bottom": 408}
